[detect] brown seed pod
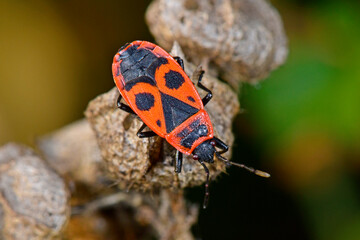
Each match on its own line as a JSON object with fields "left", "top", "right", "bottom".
{"left": 37, "top": 121, "right": 199, "bottom": 239}
{"left": 0, "top": 143, "right": 70, "bottom": 240}
{"left": 38, "top": 119, "right": 105, "bottom": 189}
{"left": 146, "top": 0, "right": 288, "bottom": 87}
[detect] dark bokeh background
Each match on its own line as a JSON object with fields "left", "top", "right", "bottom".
{"left": 1, "top": 1, "right": 360, "bottom": 239}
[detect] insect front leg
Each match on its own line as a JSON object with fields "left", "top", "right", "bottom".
{"left": 213, "top": 137, "right": 229, "bottom": 154}
{"left": 173, "top": 56, "right": 185, "bottom": 70}
{"left": 196, "top": 70, "right": 213, "bottom": 106}
{"left": 198, "top": 160, "right": 210, "bottom": 209}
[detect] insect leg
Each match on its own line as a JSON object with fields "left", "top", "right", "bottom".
{"left": 136, "top": 123, "right": 157, "bottom": 138}
{"left": 198, "top": 160, "right": 210, "bottom": 209}
{"left": 197, "top": 70, "right": 213, "bottom": 106}
{"left": 174, "top": 151, "right": 183, "bottom": 173}
{"left": 117, "top": 94, "right": 136, "bottom": 114}
{"left": 213, "top": 137, "right": 229, "bottom": 154}
{"left": 173, "top": 56, "right": 185, "bottom": 70}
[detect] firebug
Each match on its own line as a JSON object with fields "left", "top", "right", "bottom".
{"left": 112, "top": 41, "right": 269, "bottom": 208}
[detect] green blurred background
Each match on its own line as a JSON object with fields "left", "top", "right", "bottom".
{"left": 1, "top": 0, "right": 359, "bottom": 239}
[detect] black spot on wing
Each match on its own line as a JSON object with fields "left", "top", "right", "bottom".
{"left": 156, "top": 120, "right": 161, "bottom": 127}
{"left": 147, "top": 57, "right": 168, "bottom": 78}
{"left": 164, "top": 70, "right": 185, "bottom": 89}
{"left": 124, "top": 76, "right": 156, "bottom": 91}
{"left": 135, "top": 93, "right": 155, "bottom": 111}
{"left": 160, "top": 92, "right": 199, "bottom": 133}
{"left": 187, "top": 96, "right": 195, "bottom": 102}
{"left": 180, "top": 124, "right": 208, "bottom": 149}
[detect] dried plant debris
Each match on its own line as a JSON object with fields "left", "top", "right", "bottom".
{"left": 67, "top": 190, "right": 198, "bottom": 240}
{"left": 85, "top": 48, "right": 239, "bottom": 192}
{"left": 37, "top": 119, "right": 199, "bottom": 239}
{"left": 0, "top": 143, "right": 70, "bottom": 240}
{"left": 146, "top": 0, "right": 288, "bottom": 87}
{"left": 136, "top": 190, "right": 198, "bottom": 240}
{"left": 38, "top": 119, "right": 105, "bottom": 188}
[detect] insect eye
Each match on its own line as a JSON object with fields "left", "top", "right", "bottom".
{"left": 210, "top": 140, "right": 216, "bottom": 147}
{"left": 193, "top": 154, "right": 199, "bottom": 160}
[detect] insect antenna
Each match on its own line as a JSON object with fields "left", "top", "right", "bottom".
{"left": 198, "top": 160, "right": 210, "bottom": 209}
{"left": 215, "top": 152, "right": 270, "bottom": 178}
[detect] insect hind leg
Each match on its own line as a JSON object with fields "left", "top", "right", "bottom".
{"left": 174, "top": 151, "right": 183, "bottom": 173}
{"left": 137, "top": 123, "right": 157, "bottom": 138}
{"left": 117, "top": 94, "right": 136, "bottom": 114}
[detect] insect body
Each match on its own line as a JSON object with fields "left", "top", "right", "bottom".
{"left": 112, "top": 41, "right": 269, "bottom": 208}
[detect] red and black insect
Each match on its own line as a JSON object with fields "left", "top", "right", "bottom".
{"left": 112, "top": 41, "right": 269, "bottom": 208}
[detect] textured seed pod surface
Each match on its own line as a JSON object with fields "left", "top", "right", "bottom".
{"left": 38, "top": 119, "right": 104, "bottom": 187}
{"left": 0, "top": 143, "right": 70, "bottom": 240}
{"left": 146, "top": 0, "right": 288, "bottom": 87}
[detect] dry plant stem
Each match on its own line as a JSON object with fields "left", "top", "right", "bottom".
{"left": 0, "top": 143, "right": 70, "bottom": 240}
{"left": 146, "top": 0, "right": 288, "bottom": 88}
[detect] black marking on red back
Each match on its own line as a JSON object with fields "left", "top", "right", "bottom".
{"left": 187, "top": 96, "right": 195, "bottom": 102}
{"left": 176, "top": 127, "right": 191, "bottom": 138}
{"left": 119, "top": 44, "right": 168, "bottom": 84}
{"left": 160, "top": 92, "right": 199, "bottom": 133}
{"left": 156, "top": 120, "right": 161, "bottom": 127}
{"left": 164, "top": 70, "right": 185, "bottom": 89}
{"left": 118, "top": 43, "right": 200, "bottom": 134}
{"left": 180, "top": 123, "right": 209, "bottom": 149}
{"left": 124, "top": 76, "right": 156, "bottom": 91}
{"left": 146, "top": 57, "right": 168, "bottom": 78}
{"left": 135, "top": 93, "right": 155, "bottom": 111}
{"left": 119, "top": 43, "right": 139, "bottom": 60}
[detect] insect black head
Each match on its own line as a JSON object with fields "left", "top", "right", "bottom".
{"left": 192, "top": 139, "right": 215, "bottom": 163}
{"left": 191, "top": 137, "right": 270, "bottom": 209}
